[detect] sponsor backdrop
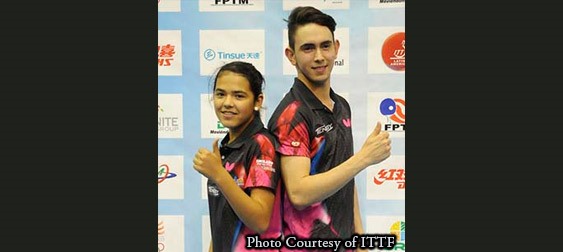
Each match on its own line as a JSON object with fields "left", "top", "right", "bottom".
{"left": 158, "top": 0, "right": 405, "bottom": 251}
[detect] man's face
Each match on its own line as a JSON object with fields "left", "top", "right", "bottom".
{"left": 286, "top": 23, "right": 340, "bottom": 86}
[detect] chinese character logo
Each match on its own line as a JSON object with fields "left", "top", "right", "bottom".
{"left": 158, "top": 44, "right": 176, "bottom": 66}
{"left": 373, "top": 168, "right": 405, "bottom": 189}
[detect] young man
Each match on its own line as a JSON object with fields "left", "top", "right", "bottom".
{"left": 267, "top": 6, "right": 392, "bottom": 249}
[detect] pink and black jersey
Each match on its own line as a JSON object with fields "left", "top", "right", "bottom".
{"left": 207, "top": 117, "right": 282, "bottom": 252}
{"left": 267, "top": 78, "right": 356, "bottom": 245}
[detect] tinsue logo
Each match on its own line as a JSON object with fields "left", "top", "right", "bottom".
{"left": 204, "top": 49, "right": 216, "bottom": 60}
{"left": 203, "top": 48, "right": 261, "bottom": 61}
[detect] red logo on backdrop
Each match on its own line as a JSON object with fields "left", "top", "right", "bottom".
{"left": 158, "top": 44, "right": 176, "bottom": 67}
{"left": 381, "top": 32, "right": 405, "bottom": 71}
{"left": 390, "top": 98, "right": 405, "bottom": 124}
{"left": 373, "top": 168, "right": 405, "bottom": 189}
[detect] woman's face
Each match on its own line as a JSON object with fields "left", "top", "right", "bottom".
{"left": 213, "top": 71, "right": 261, "bottom": 135}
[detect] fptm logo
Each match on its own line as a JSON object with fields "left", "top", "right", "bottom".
{"left": 213, "top": 0, "right": 251, "bottom": 5}
{"left": 158, "top": 164, "right": 177, "bottom": 184}
{"left": 379, "top": 98, "right": 405, "bottom": 131}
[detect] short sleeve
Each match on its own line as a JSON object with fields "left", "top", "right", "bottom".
{"left": 243, "top": 134, "right": 280, "bottom": 190}
{"left": 269, "top": 101, "right": 310, "bottom": 157}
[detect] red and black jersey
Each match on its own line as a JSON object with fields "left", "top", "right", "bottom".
{"left": 207, "top": 117, "right": 282, "bottom": 252}
{"left": 267, "top": 78, "right": 356, "bottom": 243}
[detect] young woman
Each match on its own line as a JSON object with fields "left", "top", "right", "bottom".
{"left": 193, "top": 61, "right": 282, "bottom": 252}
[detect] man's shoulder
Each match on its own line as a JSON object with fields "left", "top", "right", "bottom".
{"left": 267, "top": 95, "right": 309, "bottom": 126}
{"left": 250, "top": 129, "right": 282, "bottom": 153}
{"left": 332, "top": 91, "right": 351, "bottom": 108}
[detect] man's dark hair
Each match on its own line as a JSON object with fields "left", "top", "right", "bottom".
{"left": 285, "top": 6, "right": 337, "bottom": 50}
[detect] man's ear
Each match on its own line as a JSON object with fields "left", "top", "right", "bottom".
{"left": 285, "top": 47, "right": 296, "bottom": 66}
{"left": 334, "top": 39, "right": 340, "bottom": 57}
